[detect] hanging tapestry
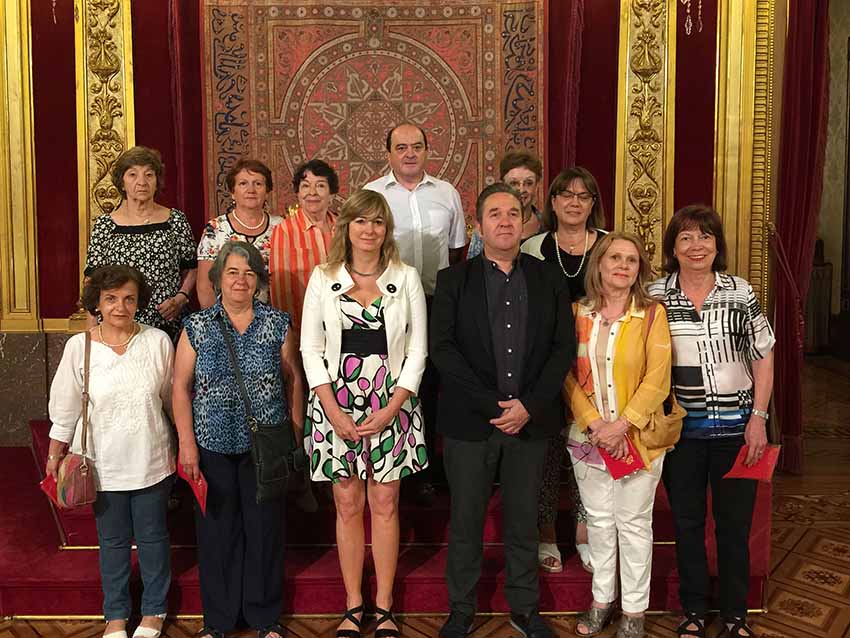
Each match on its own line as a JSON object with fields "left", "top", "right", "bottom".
{"left": 201, "top": 0, "right": 547, "bottom": 228}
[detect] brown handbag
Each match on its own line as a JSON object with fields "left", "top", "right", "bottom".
{"left": 637, "top": 304, "right": 685, "bottom": 451}
{"left": 56, "top": 331, "right": 97, "bottom": 509}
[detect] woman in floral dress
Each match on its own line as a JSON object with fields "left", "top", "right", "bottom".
{"left": 300, "top": 189, "right": 428, "bottom": 638}
{"left": 196, "top": 158, "right": 283, "bottom": 308}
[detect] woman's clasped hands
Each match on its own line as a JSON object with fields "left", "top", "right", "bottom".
{"left": 587, "top": 417, "right": 631, "bottom": 460}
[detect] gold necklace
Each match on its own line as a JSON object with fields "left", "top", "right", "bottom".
{"left": 98, "top": 322, "right": 139, "bottom": 348}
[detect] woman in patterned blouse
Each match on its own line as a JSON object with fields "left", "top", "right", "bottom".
{"left": 648, "top": 205, "right": 775, "bottom": 638}
{"left": 172, "top": 241, "right": 303, "bottom": 638}
{"left": 85, "top": 146, "right": 197, "bottom": 341}
{"left": 196, "top": 159, "right": 284, "bottom": 308}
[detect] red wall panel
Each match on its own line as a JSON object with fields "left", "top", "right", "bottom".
{"left": 31, "top": 0, "right": 80, "bottom": 318}
{"left": 673, "top": 2, "right": 718, "bottom": 210}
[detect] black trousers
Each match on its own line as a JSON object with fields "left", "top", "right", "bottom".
{"left": 662, "top": 436, "right": 757, "bottom": 618}
{"left": 444, "top": 431, "right": 547, "bottom": 616}
{"left": 196, "top": 447, "right": 285, "bottom": 632}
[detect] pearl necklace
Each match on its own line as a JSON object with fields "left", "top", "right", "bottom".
{"left": 98, "top": 322, "right": 139, "bottom": 348}
{"left": 554, "top": 230, "right": 590, "bottom": 278}
{"left": 232, "top": 211, "right": 267, "bottom": 230}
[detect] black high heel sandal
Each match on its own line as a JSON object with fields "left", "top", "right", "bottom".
{"left": 675, "top": 612, "right": 706, "bottom": 637}
{"left": 374, "top": 607, "right": 401, "bottom": 638}
{"left": 336, "top": 604, "right": 365, "bottom": 638}
{"left": 718, "top": 616, "right": 756, "bottom": 638}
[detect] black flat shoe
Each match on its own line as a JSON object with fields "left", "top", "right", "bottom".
{"left": 336, "top": 604, "right": 365, "bottom": 638}
{"left": 675, "top": 612, "right": 705, "bottom": 637}
{"left": 374, "top": 606, "right": 401, "bottom": 638}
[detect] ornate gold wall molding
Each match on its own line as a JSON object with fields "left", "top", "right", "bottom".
{"left": 74, "top": 0, "right": 135, "bottom": 290}
{"left": 714, "top": 0, "right": 780, "bottom": 309}
{"left": 0, "top": 0, "right": 40, "bottom": 332}
{"left": 613, "top": 0, "right": 677, "bottom": 270}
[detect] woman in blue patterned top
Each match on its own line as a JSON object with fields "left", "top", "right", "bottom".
{"left": 649, "top": 205, "right": 775, "bottom": 638}
{"left": 172, "top": 241, "right": 304, "bottom": 638}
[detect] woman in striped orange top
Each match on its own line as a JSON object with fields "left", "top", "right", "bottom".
{"left": 268, "top": 159, "right": 339, "bottom": 330}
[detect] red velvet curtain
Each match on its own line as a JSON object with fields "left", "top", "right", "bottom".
{"left": 546, "top": 0, "right": 584, "bottom": 186}
{"left": 773, "top": 0, "right": 831, "bottom": 473}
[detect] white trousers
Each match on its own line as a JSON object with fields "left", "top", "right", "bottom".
{"left": 574, "top": 454, "right": 665, "bottom": 613}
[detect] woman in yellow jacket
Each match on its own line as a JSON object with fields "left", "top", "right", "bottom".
{"left": 564, "top": 231, "right": 678, "bottom": 638}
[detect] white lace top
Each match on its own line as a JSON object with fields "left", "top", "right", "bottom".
{"left": 48, "top": 324, "right": 176, "bottom": 491}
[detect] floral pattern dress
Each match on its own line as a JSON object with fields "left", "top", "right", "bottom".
{"left": 304, "top": 295, "right": 428, "bottom": 483}
{"left": 85, "top": 208, "right": 197, "bottom": 341}
{"left": 197, "top": 212, "right": 283, "bottom": 303}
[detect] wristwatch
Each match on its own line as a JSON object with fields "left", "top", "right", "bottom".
{"left": 752, "top": 409, "right": 769, "bottom": 420}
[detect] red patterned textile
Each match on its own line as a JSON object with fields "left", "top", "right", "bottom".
{"left": 200, "top": 1, "right": 547, "bottom": 229}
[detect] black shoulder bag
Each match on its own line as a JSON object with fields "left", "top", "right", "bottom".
{"left": 215, "top": 316, "right": 304, "bottom": 504}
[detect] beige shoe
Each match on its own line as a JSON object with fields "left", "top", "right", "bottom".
{"left": 132, "top": 613, "right": 166, "bottom": 638}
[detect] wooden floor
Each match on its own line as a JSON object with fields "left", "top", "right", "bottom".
{"left": 3, "top": 356, "right": 849, "bottom": 638}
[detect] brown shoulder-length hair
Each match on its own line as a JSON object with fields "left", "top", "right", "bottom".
{"left": 81, "top": 265, "right": 152, "bottom": 314}
{"left": 110, "top": 146, "right": 165, "bottom": 198}
{"left": 224, "top": 158, "right": 274, "bottom": 193}
{"left": 582, "top": 231, "right": 654, "bottom": 312}
{"left": 661, "top": 204, "right": 728, "bottom": 273}
{"left": 324, "top": 190, "right": 400, "bottom": 269}
{"left": 543, "top": 166, "right": 606, "bottom": 231}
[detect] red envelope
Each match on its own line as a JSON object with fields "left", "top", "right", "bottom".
{"left": 599, "top": 437, "right": 647, "bottom": 479}
{"left": 723, "top": 444, "right": 780, "bottom": 481}
{"left": 40, "top": 473, "right": 61, "bottom": 508}
{"left": 177, "top": 464, "right": 208, "bottom": 515}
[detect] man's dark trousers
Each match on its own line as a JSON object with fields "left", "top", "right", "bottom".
{"left": 444, "top": 429, "right": 547, "bottom": 616}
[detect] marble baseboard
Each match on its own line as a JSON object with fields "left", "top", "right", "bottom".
{"left": 0, "top": 332, "right": 48, "bottom": 446}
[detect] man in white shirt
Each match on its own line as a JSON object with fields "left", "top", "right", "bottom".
{"left": 365, "top": 123, "right": 468, "bottom": 504}
{"left": 364, "top": 123, "right": 467, "bottom": 296}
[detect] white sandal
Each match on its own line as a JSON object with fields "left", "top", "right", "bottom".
{"left": 538, "top": 542, "right": 563, "bottom": 573}
{"left": 132, "top": 613, "right": 166, "bottom": 638}
{"left": 576, "top": 543, "right": 593, "bottom": 573}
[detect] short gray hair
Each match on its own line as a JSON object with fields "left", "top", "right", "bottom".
{"left": 208, "top": 241, "right": 269, "bottom": 295}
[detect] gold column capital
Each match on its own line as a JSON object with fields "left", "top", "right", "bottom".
{"left": 0, "top": 0, "right": 40, "bottom": 332}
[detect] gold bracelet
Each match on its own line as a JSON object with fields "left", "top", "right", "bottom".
{"left": 47, "top": 454, "right": 64, "bottom": 461}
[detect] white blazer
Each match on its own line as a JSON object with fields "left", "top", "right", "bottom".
{"left": 300, "top": 261, "right": 428, "bottom": 394}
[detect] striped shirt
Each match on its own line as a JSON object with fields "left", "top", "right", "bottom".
{"left": 268, "top": 206, "right": 335, "bottom": 329}
{"left": 648, "top": 272, "right": 775, "bottom": 439}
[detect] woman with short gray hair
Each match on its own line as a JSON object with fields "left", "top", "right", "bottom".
{"left": 172, "top": 241, "right": 303, "bottom": 638}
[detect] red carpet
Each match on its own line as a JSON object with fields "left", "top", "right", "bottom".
{"left": 0, "top": 422, "right": 770, "bottom": 616}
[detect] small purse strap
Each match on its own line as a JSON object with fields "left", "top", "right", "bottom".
{"left": 215, "top": 315, "right": 257, "bottom": 428}
{"left": 80, "top": 330, "right": 92, "bottom": 458}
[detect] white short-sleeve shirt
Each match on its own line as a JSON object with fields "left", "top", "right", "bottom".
{"left": 364, "top": 172, "right": 467, "bottom": 296}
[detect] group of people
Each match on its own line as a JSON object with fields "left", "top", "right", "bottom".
{"left": 44, "top": 122, "right": 775, "bottom": 638}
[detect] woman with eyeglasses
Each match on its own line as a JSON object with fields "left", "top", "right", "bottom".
{"left": 521, "top": 166, "right": 608, "bottom": 575}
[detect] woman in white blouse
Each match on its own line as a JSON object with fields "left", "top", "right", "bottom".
{"left": 46, "top": 266, "right": 176, "bottom": 638}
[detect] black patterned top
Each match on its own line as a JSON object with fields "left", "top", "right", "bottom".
{"left": 85, "top": 208, "right": 198, "bottom": 340}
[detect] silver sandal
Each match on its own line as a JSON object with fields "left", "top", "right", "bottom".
{"left": 575, "top": 605, "right": 616, "bottom": 637}
{"left": 617, "top": 615, "right": 644, "bottom": 638}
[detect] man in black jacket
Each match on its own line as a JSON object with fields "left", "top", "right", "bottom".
{"left": 431, "top": 183, "right": 576, "bottom": 638}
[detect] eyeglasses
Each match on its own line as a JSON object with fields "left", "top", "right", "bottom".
{"left": 506, "top": 179, "right": 537, "bottom": 189}
{"left": 557, "top": 190, "right": 595, "bottom": 203}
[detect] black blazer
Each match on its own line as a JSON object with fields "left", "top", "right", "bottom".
{"left": 430, "top": 253, "right": 576, "bottom": 441}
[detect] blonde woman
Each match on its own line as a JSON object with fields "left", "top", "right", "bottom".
{"left": 300, "top": 189, "right": 428, "bottom": 638}
{"left": 565, "top": 232, "right": 675, "bottom": 638}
